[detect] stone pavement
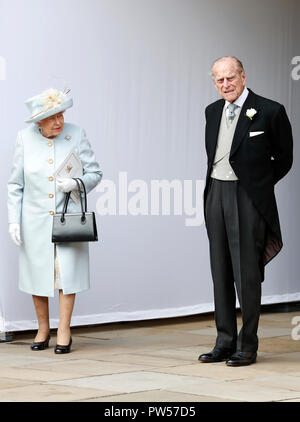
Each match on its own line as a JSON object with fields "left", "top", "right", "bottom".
{"left": 0, "top": 311, "right": 300, "bottom": 402}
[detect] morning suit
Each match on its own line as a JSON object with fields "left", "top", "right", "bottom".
{"left": 204, "top": 88, "right": 293, "bottom": 352}
{"left": 7, "top": 123, "right": 102, "bottom": 297}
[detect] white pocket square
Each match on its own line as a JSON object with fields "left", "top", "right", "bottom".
{"left": 249, "top": 131, "right": 264, "bottom": 137}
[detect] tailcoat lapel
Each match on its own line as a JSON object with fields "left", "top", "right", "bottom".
{"left": 207, "top": 100, "right": 224, "bottom": 162}
{"left": 230, "top": 89, "right": 257, "bottom": 158}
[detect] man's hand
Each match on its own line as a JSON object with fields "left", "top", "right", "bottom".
{"left": 56, "top": 177, "right": 77, "bottom": 193}
{"left": 9, "top": 223, "right": 22, "bottom": 246}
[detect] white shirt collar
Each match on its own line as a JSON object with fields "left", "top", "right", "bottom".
{"left": 225, "top": 86, "right": 249, "bottom": 109}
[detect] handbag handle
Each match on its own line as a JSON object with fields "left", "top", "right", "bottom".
{"left": 60, "top": 178, "right": 87, "bottom": 223}
{"left": 76, "top": 178, "right": 87, "bottom": 211}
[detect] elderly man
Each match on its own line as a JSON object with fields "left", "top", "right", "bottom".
{"left": 199, "top": 56, "right": 293, "bottom": 366}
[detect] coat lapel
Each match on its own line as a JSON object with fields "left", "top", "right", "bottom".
{"left": 230, "top": 88, "right": 257, "bottom": 158}
{"left": 207, "top": 100, "right": 224, "bottom": 161}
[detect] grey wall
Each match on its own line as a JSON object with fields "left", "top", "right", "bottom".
{"left": 0, "top": 0, "right": 299, "bottom": 330}
{"left": 288, "top": 0, "right": 300, "bottom": 296}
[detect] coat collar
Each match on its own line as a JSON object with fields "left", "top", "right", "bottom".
{"left": 32, "top": 123, "right": 71, "bottom": 142}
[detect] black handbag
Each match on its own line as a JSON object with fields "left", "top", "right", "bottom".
{"left": 52, "top": 178, "right": 98, "bottom": 243}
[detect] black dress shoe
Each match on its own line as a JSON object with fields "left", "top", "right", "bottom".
{"left": 226, "top": 351, "right": 257, "bottom": 367}
{"left": 31, "top": 334, "right": 50, "bottom": 351}
{"left": 198, "top": 348, "right": 234, "bottom": 363}
{"left": 54, "top": 337, "right": 72, "bottom": 354}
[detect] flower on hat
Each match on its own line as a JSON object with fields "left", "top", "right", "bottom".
{"left": 41, "top": 88, "right": 65, "bottom": 112}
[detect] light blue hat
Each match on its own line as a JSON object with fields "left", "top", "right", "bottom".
{"left": 25, "top": 88, "right": 73, "bottom": 123}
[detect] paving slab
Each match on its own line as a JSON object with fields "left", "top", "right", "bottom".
{"left": 0, "top": 384, "right": 117, "bottom": 402}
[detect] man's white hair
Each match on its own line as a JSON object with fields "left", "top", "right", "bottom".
{"left": 210, "top": 56, "right": 245, "bottom": 79}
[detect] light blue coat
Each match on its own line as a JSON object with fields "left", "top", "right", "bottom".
{"left": 7, "top": 123, "right": 102, "bottom": 297}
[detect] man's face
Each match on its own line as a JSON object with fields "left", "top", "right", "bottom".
{"left": 212, "top": 59, "right": 246, "bottom": 103}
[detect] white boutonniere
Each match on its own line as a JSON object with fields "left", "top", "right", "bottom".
{"left": 245, "top": 108, "right": 257, "bottom": 120}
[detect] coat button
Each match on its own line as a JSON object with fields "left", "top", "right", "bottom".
{"left": 49, "top": 176, "right": 54, "bottom": 181}
{"left": 48, "top": 158, "right": 53, "bottom": 164}
{"left": 49, "top": 194, "right": 54, "bottom": 198}
{"left": 48, "top": 141, "right": 53, "bottom": 147}
{"left": 49, "top": 210, "right": 55, "bottom": 215}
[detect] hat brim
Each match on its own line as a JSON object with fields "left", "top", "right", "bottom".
{"left": 25, "top": 98, "right": 73, "bottom": 123}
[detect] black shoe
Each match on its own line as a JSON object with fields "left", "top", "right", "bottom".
{"left": 54, "top": 337, "right": 72, "bottom": 354}
{"left": 31, "top": 334, "right": 50, "bottom": 351}
{"left": 226, "top": 351, "right": 257, "bottom": 367}
{"left": 198, "top": 348, "right": 235, "bottom": 363}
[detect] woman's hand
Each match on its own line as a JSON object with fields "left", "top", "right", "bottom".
{"left": 56, "top": 177, "right": 77, "bottom": 193}
{"left": 9, "top": 223, "right": 22, "bottom": 246}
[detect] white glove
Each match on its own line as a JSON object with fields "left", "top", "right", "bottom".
{"left": 9, "top": 223, "right": 22, "bottom": 246}
{"left": 56, "top": 177, "right": 77, "bottom": 193}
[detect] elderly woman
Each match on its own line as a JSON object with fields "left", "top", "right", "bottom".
{"left": 7, "top": 88, "right": 102, "bottom": 354}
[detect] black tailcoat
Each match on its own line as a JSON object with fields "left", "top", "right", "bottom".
{"left": 204, "top": 89, "right": 293, "bottom": 268}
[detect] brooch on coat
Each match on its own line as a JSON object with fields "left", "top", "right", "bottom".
{"left": 65, "top": 134, "right": 71, "bottom": 141}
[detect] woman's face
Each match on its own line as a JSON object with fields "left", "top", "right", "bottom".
{"left": 37, "top": 112, "right": 64, "bottom": 138}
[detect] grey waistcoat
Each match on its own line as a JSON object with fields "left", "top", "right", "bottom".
{"left": 210, "top": 105, "right": 241, "bottom": 181}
